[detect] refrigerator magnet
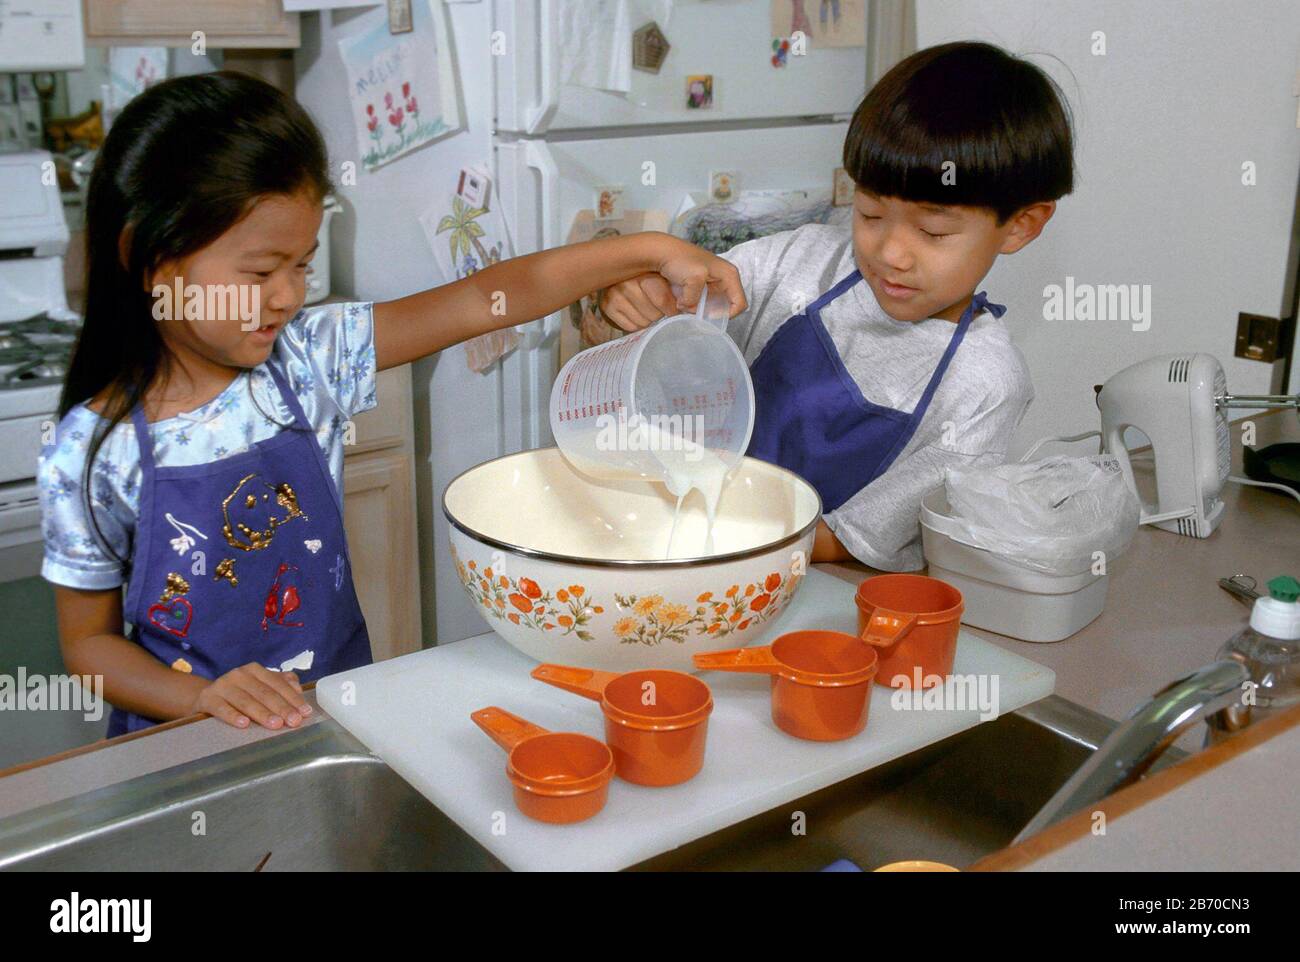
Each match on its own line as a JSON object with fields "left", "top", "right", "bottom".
{"left": 686, "top": 75, "right": 714, "bottom": 110}
{"left": 457, "top": 166, "right": 491, "bottom": 209}
{"left": 633, "top": 22, "right": 671, "bottom": 74}
{"left": 709, "top": 171, "right": 738, "bottom": 204}
{"left": 594, "top": 186, "right": 625, "bottom": 221}
{"left": 387, "top": 0, "right": 413, "bottom": 34}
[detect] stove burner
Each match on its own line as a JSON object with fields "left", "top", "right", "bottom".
{"left": 0, "top": 313, "right": 80, "bottom": 391}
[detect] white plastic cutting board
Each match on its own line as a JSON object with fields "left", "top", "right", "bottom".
{"left": 317, "top": 568, "right": 1055, "bottom": 871}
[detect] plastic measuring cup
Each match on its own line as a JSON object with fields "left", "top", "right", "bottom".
{"left": 531, "top": 663, "right": 713, "bottom": 786}
{"left": 549, "top": 289, "right": 755, "bottom": 496}
{"left": 693, "top": 631, "right": 879, "bottom": 741}
{"left": 470, "top": 706, "right": 614, "bottom": 824}
{"left": 854, "top": 574, "right": 964, "bottom": 689}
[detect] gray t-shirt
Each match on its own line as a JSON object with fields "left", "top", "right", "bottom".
{"left": 721, "top": 224, "right": 1034, "bottom": 570}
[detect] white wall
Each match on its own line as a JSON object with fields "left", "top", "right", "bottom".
{"left": 916, "top": 0, "right": 1300, "bottom": 455}
{"left": 295, "top": 4, "right": 502, "bottom": 646}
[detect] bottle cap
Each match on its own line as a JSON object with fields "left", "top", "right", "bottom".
{"left": 1251, "top": 575, "right": 1300, "bottom": 640}
{"left": 1267, "top": 575, "right": 1300, "bottom": 603}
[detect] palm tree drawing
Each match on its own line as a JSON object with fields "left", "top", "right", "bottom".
{"left": 436, "top": 196, "right": 502, "bottom": 276}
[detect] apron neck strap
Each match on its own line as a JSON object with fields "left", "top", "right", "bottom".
{"left": 263, "top": 360, "right": 313, "bottom": 432}
{"left": 128, "top": 358, "right": 312, "bottom": 473}
{"left": 906, "top": 290, "right": 995, "bottom": 422}
{"left": 128, "top": 404, "right": 155, "bottom": 473}
{"left": 971, "top": 290, "right": 1007, "bottom": 319}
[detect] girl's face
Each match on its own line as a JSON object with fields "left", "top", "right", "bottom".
{"left": 149, "top": 190, "right": 323, "bottom": 371}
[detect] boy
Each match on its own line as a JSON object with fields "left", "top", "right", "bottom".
{"left": 600, "top": 42, "right": 1074, "bottom": 569}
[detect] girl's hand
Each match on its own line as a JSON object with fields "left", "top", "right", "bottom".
{"left": 653, "top": 236, "right": 747, "bottom": 319}
{"left": 192, "top": 663, "right": 314, "bottom": 730}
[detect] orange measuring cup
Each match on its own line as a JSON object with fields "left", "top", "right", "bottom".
{"left": 531, "top": 664, "right": 713, "bottom": 786}
{"left": 693, "top": 630, "right": 878, "bottom": 741}
{"left": 855, "top": 574, "right": 963, "bottom": 689}
{"left": 470, "top": 706, "right": 614, "bottom": 824}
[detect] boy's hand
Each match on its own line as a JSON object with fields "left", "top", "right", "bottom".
{"left": 652, "top": 235, "right": 747, "bottom": 318}
{"left": 598, "top": 273, "right": 678, "bottom": 331}
{"left": 192, "top": 663, "right": 313, "bottom": 730}
{"left": 599, "top": 235, "right": 747, "bottom": 332}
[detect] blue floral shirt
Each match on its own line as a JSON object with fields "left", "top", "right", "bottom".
{"left": 39, "top": 301, "right": 378, "bottom": 591}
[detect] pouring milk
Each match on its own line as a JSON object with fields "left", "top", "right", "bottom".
{"left": 549, "top": 290, "right": 755, "bottom": 558}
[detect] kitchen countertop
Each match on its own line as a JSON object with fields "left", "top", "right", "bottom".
{"left": 1, "top": 411, "right": 1296, "bottom": 854}
{"left": 971, "top": 700, "right": 1300, "bottom": 871}
{"left": 820, "top": 409, "right": 1299, "bottom": 751}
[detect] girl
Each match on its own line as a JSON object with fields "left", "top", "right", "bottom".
{"left": 41, "top": 71, "right": 743, "bottom": 737}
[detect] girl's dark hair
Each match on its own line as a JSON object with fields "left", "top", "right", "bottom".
{"left": 61, "top": 70, "right": 331, "bottom": 560}
{"left": 843, "top": 41, "right": 1074, "bottom": 223}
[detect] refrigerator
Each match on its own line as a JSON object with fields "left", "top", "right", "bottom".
{"left": 299, "top": 1, "right": 869, "bottom": 647}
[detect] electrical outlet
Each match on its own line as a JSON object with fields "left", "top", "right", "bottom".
{"left": 1234, "top": 312, "right": 1293, "bottom": 362}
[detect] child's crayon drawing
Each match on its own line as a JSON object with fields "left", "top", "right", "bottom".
{"left": 338, "top": 0, "right": 463, "bottom": 171}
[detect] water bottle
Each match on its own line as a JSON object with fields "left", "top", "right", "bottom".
{"left": 1206, "top": 574, "right": 1300, "bottom": 745}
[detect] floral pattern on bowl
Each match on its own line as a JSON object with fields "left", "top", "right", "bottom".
{"left": 611, "top": 569, "right": 804, "bottom": 646}
{"left": 452, "top": 544, "right": 603, "bottom": 641}
{"left": 452, "top": 541, "right": 808, "bottom": 652}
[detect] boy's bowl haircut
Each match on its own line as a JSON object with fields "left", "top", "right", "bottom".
{"left": 843, "top": 41, "right": 1074, "bottom": 223}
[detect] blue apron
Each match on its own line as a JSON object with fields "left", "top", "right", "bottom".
{"left": 745, "top": 271, "right": 1004, "bottom": 511}
{"left": 107, "top": 361, "right": 372, "bottom": 737}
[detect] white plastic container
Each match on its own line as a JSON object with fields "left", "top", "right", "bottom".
{"left": 920, "top": 487, "right": 1108, "bottom": 642}
{"left": 549, "top": 291, "right": 754, "bottom": 497}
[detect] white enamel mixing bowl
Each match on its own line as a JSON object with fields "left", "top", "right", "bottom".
{"left": 443, "top": 447, "right": 822, "bottom": 672}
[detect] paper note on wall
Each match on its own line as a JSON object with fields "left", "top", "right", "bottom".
{"left": 559, "top": 0, "right": 632, "bottom": 92}
{"left": 419, "top": 181, "right": 522, "bottom": 373}
{"left": 338, "top": 0, "right": 462, "bottom": 171}
{"left": 107, "top": 47, "right": 167, "bottom": 110}
{"left": 770, "top": 0, "right": 865, "bottom": 48}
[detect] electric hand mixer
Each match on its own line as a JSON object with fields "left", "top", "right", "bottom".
{"left": 1096, "top": 353, "right": 1299, "bottom": 537}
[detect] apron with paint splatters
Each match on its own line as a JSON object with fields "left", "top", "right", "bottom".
{"left": 107, "top": 360, "right": 372, "bottom": 737}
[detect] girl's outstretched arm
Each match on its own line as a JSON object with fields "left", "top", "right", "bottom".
{"left": 371, "top": 232, "right": 745, "bottom": 371}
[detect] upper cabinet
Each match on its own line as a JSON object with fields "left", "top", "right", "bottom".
{"left": 83, "top": 0, "right": 300, "bottom": 48}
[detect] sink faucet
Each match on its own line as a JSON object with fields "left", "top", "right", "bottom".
{"left": 1011, "top": 659, "right": 1250, "bottom": 844}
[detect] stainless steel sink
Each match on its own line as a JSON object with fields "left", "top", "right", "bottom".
{"left": 0, "top": 723, "right": 506, "bottom": 872}
{"left": 0, "top": 695, "right": 1153, "bottom": 871}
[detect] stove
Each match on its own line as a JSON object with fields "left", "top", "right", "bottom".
{"left": 0, "top": 313, "right": 77, "bottom": 390}
{"left": 0, "top": 148, "right": 78, "bottom": 579}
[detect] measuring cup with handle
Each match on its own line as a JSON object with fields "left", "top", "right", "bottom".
{"left": 694, "top": 630, "right": 879, "bottom": 741}
{"left": 471, "top": 706, "right": 614, "bottom": 824}
{"left": 531, "top": 663, "right": 713, "bottom": 786}
{"left": 549, "top": 287, "right": 755, "bottom": 496}
{"left": 855, "top": 574, "right": 964, "bottom": 689}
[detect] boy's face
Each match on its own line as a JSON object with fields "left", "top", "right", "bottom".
{"left": 149, "top": 190, "right": 323, "bottom": 369}
{"left": 851, "top": 189, "right": 1050, "bottom": 322}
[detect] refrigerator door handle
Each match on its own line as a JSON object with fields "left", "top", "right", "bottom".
{"left": 523, "top": 138, "right": 561, "bottom": 341}
{"left": 525, "top": 0, "right": 559, "bottom": 134}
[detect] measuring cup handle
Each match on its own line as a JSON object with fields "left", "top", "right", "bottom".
{"left": 859, "top": 608, "right": 919, "bottom": 650}
{"left": 531, "top": 664, "right": 619, "bottom": 701}
{"left": 692, "top": 646, "right": 781, "bottom": 674}
{"left": 471, "top": 707, "right": 548, "bottom": 753}
{"left": 670, "top": 282, "right": 729, "bottom": 329}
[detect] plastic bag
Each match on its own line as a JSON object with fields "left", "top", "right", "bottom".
{"left": 942, "top": 455, "right": 1140, "bottom": 576}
